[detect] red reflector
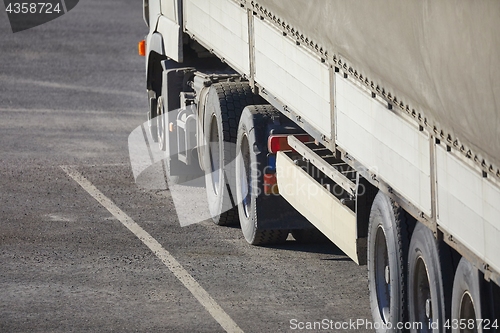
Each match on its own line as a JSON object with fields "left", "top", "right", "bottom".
{"left": 263, "top": 173, "right": 279, "bottom": 195}
{"left": 268, "top": 134, "right": 312, "bottom": 153}
{"left": 268, "top": 135, "right": 289, "bottom": 154}
{"left": 138, "top": 40, "right": 146, "bottom": 57}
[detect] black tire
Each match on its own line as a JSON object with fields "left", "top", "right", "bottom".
{"left": 451, "top": 258, "right": 484, "bottom": 333}
{"left": 408, "top": 222, "right": 451, "bottom": 332}
{"left": 148, "top": 95, "right": 158, "bottom": 142}
{"left": 367, "top": 191, "right": 411, "bottom": 332}
{"left": 203, "top": 82, "right": 264, "bottom": 226}
{"left": 157, "top": 96, "right": 167, "bottom": 151}
{"left": 291, "top": 228, "right": 329, "bottom": 244}
{"left": 235, "top": 105, "right": 290, "bottom": 245}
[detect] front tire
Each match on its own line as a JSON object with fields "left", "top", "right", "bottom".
{"left": 148, "top": 94, "right": 158, "bottom": 142}
{"left": 157, "top": 96, "right": 167, "bottom": 151}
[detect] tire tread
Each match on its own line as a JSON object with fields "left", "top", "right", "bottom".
{"left": 253, "top": 229, "right": 289, "bottom": 246}
{"left": 391, "top": 201, "right": 411, "bottom": 324}
{"left": 367, "top": 192, "right": 414, "bottom": 330}
{"left": 211, "top": 82, "right": 264, "bottom": 226}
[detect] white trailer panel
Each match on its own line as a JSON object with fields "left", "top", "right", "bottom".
{"left": 436, "top": 146, "right": 500, "bottom": 274}
{"left": 335, "top": 74, "right": 432, "bottom": 216}
{"left": 276, "top": 152, "right": 361, "bottom": 264}
{"left": 254, "top": 18, "right": 332, "bottom": 139}
{"left": 184, "top": 0, "right": 250, "bottom": 75}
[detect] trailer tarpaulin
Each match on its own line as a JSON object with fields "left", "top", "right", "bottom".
{"left": 254, "top": 0, "right": 500, "bottom": 169}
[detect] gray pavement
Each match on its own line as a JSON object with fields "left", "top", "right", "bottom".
{"left": 0, "top": 1, "right": 373, "bottom": 332}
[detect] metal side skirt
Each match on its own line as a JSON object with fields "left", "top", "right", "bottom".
{"left": 276, "top": 151, "right": 361, "bottom": 264}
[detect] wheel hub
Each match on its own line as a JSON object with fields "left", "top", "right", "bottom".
{"left": 459, "top": 291, "right": 477, "bottom": 331}
{"left": 374, "top": 226, "right": 391, "bottom": 323}
{"left": 425, "top": 298, "right": 432, "bottom": 319}
{"left": 239, "top": 134, "right": 251, "bottom": 218}
{"left": 208, "top": 115, "right": 221, "bottom": 195}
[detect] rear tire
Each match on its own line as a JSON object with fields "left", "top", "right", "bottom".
{"left": 408, "top": 223, "right": 450, "bottom": 332}
{"left": 235, "top": 105, "right": 290, "bottom": 245}
{"left": 203, "top": 82, "right": 264, "bottom": 226}
{"left": 367, "top": 192, "right": 410, "bottom": 332}
{"left": 451, "top": 258, "right": 484, "bottom": 333}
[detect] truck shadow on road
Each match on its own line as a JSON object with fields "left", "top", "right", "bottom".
{"left": 266, "top": 240, "right": 352, "bottom": 261}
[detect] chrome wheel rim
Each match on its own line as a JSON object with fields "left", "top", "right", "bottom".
{"left": 157, "top": 97, "right": 165, "bottom": 150}
{"left": 208, "top": 115, "right": 221, "bottom": 195}
{"left": 459, "top": 291, "right": 477, "bottom": 333}
{"left": 239, "top": 133, "right": 251, "bottom": 218}
{"left": 413, "top": 256, "right": 432, "bottom": 332}
{"left": 374, "top": 225, "right": 391, "bottom": 323}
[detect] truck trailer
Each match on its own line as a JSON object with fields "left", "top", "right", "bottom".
{"left": 140, "top": 0, "right": 500, "bottom": 330}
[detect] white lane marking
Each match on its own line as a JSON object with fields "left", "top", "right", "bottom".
{"left": 60, "top": 0, "right": 68, "bottom": 12}
{"left": 0, "top": 108, "right": 138, "bottom": 115}
{"left": 0, "top": 75, "right": 143, "bottom": 98}
{"left": 60, "top": 165, "right": 244, "bottom": 333}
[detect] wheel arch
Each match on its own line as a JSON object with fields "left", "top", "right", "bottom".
{"left": 356, "top": 178, "right": 379, "bottom": 240}
{"left": 146, "top": 33, "right": 167, "bottom": 96}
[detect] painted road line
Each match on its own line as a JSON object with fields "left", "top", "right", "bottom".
{"left": 0, "top": 108, "right": 138, "bottom": 115}
{"left": 0, "top": 75, "right": 143, "bottom": 99}
{"left": 60, "top": 165, "right": 244, "bottom": 333}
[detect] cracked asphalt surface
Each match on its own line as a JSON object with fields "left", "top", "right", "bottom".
{"left": 0, "top": 1, "right": 373, "bottom": 332}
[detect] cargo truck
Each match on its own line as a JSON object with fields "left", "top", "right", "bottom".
{"left": 139, "top": 0, "right": 500, "bottom": 330}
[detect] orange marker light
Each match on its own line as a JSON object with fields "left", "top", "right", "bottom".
{"left": 138, "top": 40, "right": 146, "bottom": 57}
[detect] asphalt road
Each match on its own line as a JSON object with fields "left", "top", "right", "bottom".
{"left": 0, "top": 1, "right": 373, "bottom": 332}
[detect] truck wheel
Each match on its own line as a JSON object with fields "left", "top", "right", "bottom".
{"left": 148, "top": 94, "right": 158, "bottom": 142}
{"left": 236, "top": 105, "right": 289, "bottom": 245}
{"left": 451, "top": 258, "right": 484, "bottom": 332}
{"left": 203, "top": 82, "right": 264, "bottom": 226}
{"left": 408, "top": 222, "right": 449, "bottom": 332}
{"left": 367, "top": 192, "right": 410, "bottom": 331}
{"left": 157, "top": 96, "right": 167, "bottom": 151}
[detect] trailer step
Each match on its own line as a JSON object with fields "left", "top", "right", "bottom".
{"left": 288, "top": 136, "right": 356, "bottom": 197}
